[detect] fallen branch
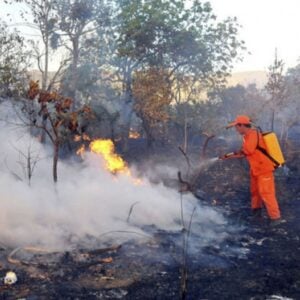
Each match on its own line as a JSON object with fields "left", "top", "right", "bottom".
{"left": 98, "top": 230, "right": 151, "bottom": 240}
{"left": 87, "top": 245, "right": 122, "bottom": 255}
{"left": 7, "top": 246, "right": 57, "bottom": 266}
{"left": 0, "top": 242, "right": 7, "bottom": 250}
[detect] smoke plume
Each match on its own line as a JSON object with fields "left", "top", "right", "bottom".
{"left": 0, "top": 101, "right": 231, "bottom": 251}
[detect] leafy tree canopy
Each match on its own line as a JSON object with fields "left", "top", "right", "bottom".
{"left": 116, "top": 0, "right": 244, "bottom": 87}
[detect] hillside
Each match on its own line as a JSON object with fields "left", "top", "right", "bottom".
{"left": 227, "top": 70, "right": 267, "bottom": 88}
{"left": 28, "top": 70, "right": 268, "bottom": 89}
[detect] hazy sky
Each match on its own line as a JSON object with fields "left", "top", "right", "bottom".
{"left": 209, "top": 0, "right": 300, "bottom": 72}
{"left": 1, "top": 0, "right": 300, "bottom": 72}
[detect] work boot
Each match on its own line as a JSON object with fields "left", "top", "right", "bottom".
{"left": 269, "top": 218, "right": 285, "bottom": 227}
{"left": 252, "top": 208, "right": 262, "bottom": 217}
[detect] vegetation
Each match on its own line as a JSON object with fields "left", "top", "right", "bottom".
{"left": 1, "top": 0, "right": 300, "bottom": 170}
{"left": 24, "top": 80, "right": 93, "bottom": 182}
{"left": 1, "top": 3, "right": 300, "bottom": 299}
{"left": 0, "top": 22, "right": 30, "bottom": 97}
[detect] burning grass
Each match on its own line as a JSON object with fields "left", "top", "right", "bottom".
{"left": 90, "top": 139, "right": 130, "bottom": 175}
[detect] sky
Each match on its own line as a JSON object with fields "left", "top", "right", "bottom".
{"left": 209, "top": 0, "right": 300, "bottom": 72}
{"left": 1, "top": 0, "right": 300, "bottom": 72}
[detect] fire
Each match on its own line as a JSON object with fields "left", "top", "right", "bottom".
{"left": 82, "top": 133, "right": 91, "bottom": 141}
{"left": 74, "top": 135, "right": 81, "bottom": 142}
{"left": 76, "top": 144, "right": 85, "bottom": 157}
{"left": 90, "top": 139, "right": 129, "bottom": 175}
{"left": 74, "top": 133, "right": 90, "bottom": 142}
{"left": 75, "top": 137, "right": 142, "bottom": 184}
{"left": 129, "top": 129, "right": 140, "bottom": 139}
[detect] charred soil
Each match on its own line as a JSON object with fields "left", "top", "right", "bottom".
{"left": 0, "top": 155, "right": 299, "bottom": 300}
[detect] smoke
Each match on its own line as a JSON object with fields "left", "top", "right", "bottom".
{"left": 0, "top": 101, "right": 233, "bottom": 251}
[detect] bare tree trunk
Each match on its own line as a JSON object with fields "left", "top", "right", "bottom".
{"left": 271, "top": 109, "right": 275, "bottom": 131}
{"left": 183, "top": 118, "right": 188, "bottom": 153}
{"left": 142, "top": 119, "right": 154, "bottom": 150}
{"left": 285, "top": 128, "right": 290, "bottom": 151}
{"left": 109, "top": 115, "right": 119, "bottom": 143}
{"left": 121, "top": 120, "right": 132, "bottom": 152}
{"left": 40, "top": 32, "right": 49, "bottom": 144}
{"left": 53, "top": 141, "right": 59, "bottom": 183}
{"left": 69, "top": 38, "right": 80, "bottom": 104}
{"left": 27, "top": 150, "right": 32, "bottom": 185}
{"left": 42, "top": 33, "right": 49, "bottom": 90}
{"left": 279, "top": 122, "right": 285, "bottom": 151}
{"left": 120, "top": 78, "right": 133, "bottom": 152}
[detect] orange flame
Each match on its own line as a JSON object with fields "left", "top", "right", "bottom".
{"left": 76, "top": 144, "right": 86, "bottom": 157}
{"left": 74, "top": 135, "right": 81, "bottom": 142}
{"left": 74, "top": 133, "right": 91, "bottom": 142}
{"left": 75, "top": 138, "right": 142, "bottom": 184}
{"left": 90, "top": 139, "right": 129, "bottom": 175}
{"left": 129, "top": 129, "right": 140, "bottom": 139}
{"left": 82, "top": 133, "right": 91, "bottom": 141}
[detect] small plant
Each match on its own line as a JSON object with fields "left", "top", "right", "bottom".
{"left": 21, "top": 80, "right": 94, "bottom": 182}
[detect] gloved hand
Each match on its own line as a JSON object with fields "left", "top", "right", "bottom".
{"left": 218, "top": 154, "right": 228, "bottom": 160}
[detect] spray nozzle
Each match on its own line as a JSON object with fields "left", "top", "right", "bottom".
{"left": 224, "top": 152, "right": 235, "bottom": 158}
{"left": 218, "top": 152, "right": 236, "bottom": 160}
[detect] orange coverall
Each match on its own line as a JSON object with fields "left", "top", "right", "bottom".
{"left": 242, "top": 129, "right": 281, "bottom": 220}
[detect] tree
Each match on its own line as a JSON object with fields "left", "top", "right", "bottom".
{"left": 132, "top": 67, "right": 172, "bottom": 147}
{"left": 0, "top": 22, "right": 30, "bottom": 97}
{"left": 7, "top": 0, "right": 68, "bottom": 90}
{"left": 6, "top": 0, "right": 73, "bottom": 144}
{"left": 265, "top": 49, "right": 287, "bottom": 131}
{"left": 22, "top": 80, "right": 93, "bottom": 182}
{"left": 54, "top": 0, "right": 110, "bottom": 103}
{"left": 110, "top": 0, "right": 244, "bottom": 149}
{"left": 171, "top": 74, "right": 206, "bottom": 152}
{"left": 24, "top": 0, "right": 59, "bottom": 90}
{"left": 277, "top": 64, "right": 300, "bottom": 146}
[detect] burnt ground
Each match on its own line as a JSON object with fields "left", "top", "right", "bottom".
{"left": 0, "top": 153, "right": 300, "bottom": 299}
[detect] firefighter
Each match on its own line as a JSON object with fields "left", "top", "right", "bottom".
{"left": 220, "top": 115, "right": 283, "bottom": 226}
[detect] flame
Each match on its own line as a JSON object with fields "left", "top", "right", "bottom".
{"left": 129, "top": 129, "right": 140, "bottom": 139}
{"left": 74, "top": 133, "right": 91, "bottom": 142}
{"left": 76, "top": 144, "right": 86, "bottom": 157}
{"left": 90, "top": 139, "right": 129, "bottom": 175}
{"left": 75, "top": 137, "right": 142, "bottom": 185}
{"left": 74, "top": 135, "right": 81, "bottom": 142}
{"left": 82, "top": 133, "right": 91, "bottom": 141}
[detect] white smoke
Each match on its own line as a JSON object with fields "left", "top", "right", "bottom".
{"left": 0, "top": 100, "right": 230, "bottom": 251}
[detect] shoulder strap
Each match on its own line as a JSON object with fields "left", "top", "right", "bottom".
{"left": 256, "top": 130, "right": 280, "bottom": 168}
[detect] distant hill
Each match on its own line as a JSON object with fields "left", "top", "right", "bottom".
{"left": 28, "top": 70, "right": 56, "bottom": 83}
{"left": 28, "top": 69, "right": 268, "bottom": 90}
{"left": 227, "top": 70, "right": 267, "bottom": 89}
